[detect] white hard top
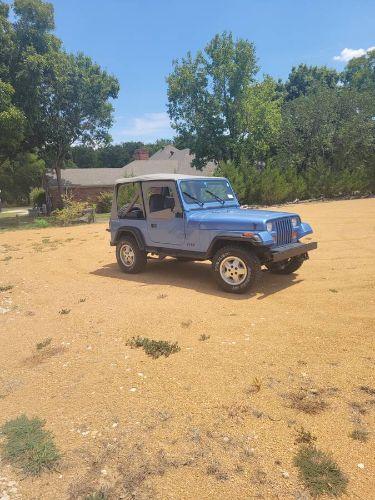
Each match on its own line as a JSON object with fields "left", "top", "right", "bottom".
{"left": 115, "top": 173, "right": 225, "bottom": 185}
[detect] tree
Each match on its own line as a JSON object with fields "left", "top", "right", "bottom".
{"left": 97, "top": 142, "right": 143, "bottom": 168}
{"left": 284, "top": 64, "right": 340, "bottom": 101}
{"left": 278, "top": 86, "right": 374, "bottom": 193}
{"left": 0, "top": 152, "right": 44, "bottom": 203}
{"left": 70, "top": 145, "right": 98, "bottom": 168}
{"left": 167, "top": 32, "right": 258, "bottom": 168}
{"left": 0, "top": 80, "right": 25, "bottom": 157}
{"left": 238, "top": 76, "right": 282, "bottom": 164}
{"left": 39, "top": 51, "right": 119, "bottom": 203}
{"left": 343, "top": 49, "right": 375, "bottom": 92}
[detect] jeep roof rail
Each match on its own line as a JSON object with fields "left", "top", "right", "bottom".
{"left": 115, "top": 174, "right": 226, "bottom": 185}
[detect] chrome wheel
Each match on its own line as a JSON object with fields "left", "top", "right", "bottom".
{"left": 219, "top": 256, "right": 248, "bottom": 285}
{"left": 119, "top": 244, "right": 135, "bottom": 267}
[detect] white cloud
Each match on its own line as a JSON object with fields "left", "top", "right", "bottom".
{"left": 333, "top": 46, "right": 375, "bottom": 62}
{"left": 115, "top": 112, "right": 173, "bottom": 142}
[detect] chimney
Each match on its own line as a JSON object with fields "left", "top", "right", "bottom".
{"left": 133, "top": 148, "right": 149, "bottom": 160}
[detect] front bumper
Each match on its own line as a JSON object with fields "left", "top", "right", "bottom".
{"left": 270, "top": 241, "right": 317, "bottom": 262}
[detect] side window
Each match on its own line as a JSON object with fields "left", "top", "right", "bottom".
{"left": 145, "top": 185, "right": 176, "bottom": 219}
{"left": 117, "top": 182, "right": 144, "bottom": 219}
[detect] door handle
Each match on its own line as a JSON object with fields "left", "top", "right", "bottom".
{"left": 151, "top": 223, "right": 157, "bottom": 228}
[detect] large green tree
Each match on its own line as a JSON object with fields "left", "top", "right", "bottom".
{"left": 342, "top": 49, "right": 375, "bottom": 92}
{"left": 284, "top": 64, "right": 340, "bottom": 101}
{"left": 167, "top": 32, "right": 258, "bottom": 167}
{"left": 39, "top": 51, "right": 119, "bottom": 202}
{"left": 238, "top": 76, "right": 282, "bottom": 164}
{"left": 278, "top": 86, "right": 374, "bottom": 182}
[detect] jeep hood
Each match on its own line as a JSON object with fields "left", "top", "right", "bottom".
{"left": 188, "top": 207, "right": 299, "bottom": 231}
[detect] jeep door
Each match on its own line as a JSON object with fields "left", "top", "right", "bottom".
{"left": 142, "top": 181, "right": 185, "bottom": 245}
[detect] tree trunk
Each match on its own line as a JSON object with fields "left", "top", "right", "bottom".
{"left": 54, "top": 161, "right": 64, "bottom": 209}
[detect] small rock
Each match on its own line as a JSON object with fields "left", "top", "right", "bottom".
{"left": 357, "top": 463, "right": 365, "bottom": 469}
{"left": 101, "top": 469, "right": 107, "bottom": 476}
{"left": 129, "top": 387, "right": 137, "bottom": 392}
{"left": 282, "top": 471, "right": 290, "bottom": 478}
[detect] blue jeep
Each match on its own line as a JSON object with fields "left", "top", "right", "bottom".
{"left": 109, "top": 174, "right": 317, "bottom": 293}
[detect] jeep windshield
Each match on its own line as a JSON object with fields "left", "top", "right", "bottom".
{"left": 180, "top": 179, "right": 237, "bottom": 206}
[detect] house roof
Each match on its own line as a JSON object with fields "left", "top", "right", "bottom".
{"left": 47, "top": 145, "right": 216, "bottom": 188}
{"left": 47, "top": 168, "right": 123, "bottom": 188}
{"left": 115, "top": 173, "right": 222, "bottom": 185}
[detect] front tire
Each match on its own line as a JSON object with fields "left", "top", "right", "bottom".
{"left": 212, "top": 246, "right": 261, "bottom": 294}
{"left": 116, "top": 236, "right": 147, "bottom": 274}
{"left": 266, "top": 255, "right": 304, "bottom": 274}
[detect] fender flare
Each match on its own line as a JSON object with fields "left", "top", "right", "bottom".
{"left": 113, "top": 227, "right": 145, "bottom": 250}
{"left": 206, "top": 235, "right": 263, "bottom": 259}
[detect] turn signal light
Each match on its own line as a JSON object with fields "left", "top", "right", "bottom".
{"left": 242, "top": 232, "right": 254, "bottom": 238}
{"left": 292, "top": 231, "right": 297, "bottom": 239}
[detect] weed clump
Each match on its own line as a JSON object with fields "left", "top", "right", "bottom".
{"left": 285, "top": 388, "right": 328, "bottom": 414}
{"left": 294, "top": 446, "right": 347, "bottom": 497}
{"left": 295, "top": 427, "right": 317, "bottom": 445}
{"left": 350, "top": 428, "right": 369, "bottom": 442}
{"left": 199, "top": 334, "right": 210, "bottom": 341}
{"left": 59, "top": 308, "right": 71, "bottom": 315}
{"left": 127, "top": 336, "right": 180, "bottom": 359}
{"left": 36, "top": 337, "right": 52, "bottom": 350}
{"left": 0, "top": 284, "right": 13, "bottom": 292}
{"left": 0, "top": 415, "right": 60, "bottom": 475}
{"left": 84, "top": 491, "right": 108, "bottom": 500}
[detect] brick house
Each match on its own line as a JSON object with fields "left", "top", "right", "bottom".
{"left": 46, "top": 145, "right": 215, "bottom": 208}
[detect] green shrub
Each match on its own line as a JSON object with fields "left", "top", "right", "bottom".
{"left": 52, "top": 195, "right": 91, "bottom": 225}
{"left": 126, "top": 336, "right": 180, "bottom": 359}
{"left": 0, "top": 415, "right": 60, "bottom": 475}
{"left": 33, "top": 218, "right": 50, "bottom": 228}
{"left": 30, "top": 187, "right": 46, "bottom": 206}
{"left": 294, "top": 446, "right": 347, "bottom": 497}
{"left": 95, "top": 191, "right": 113, "bottom": 213}
{"left": 216, "top": 161, "right": 247, "bottom": 201}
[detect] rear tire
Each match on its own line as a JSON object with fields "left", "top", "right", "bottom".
{"left": 266, "top": 255, "right": 304, "bottom": 274}
{"left": 116, "top": 236, "right": 147, "bottom": 274}
{"left": 212, "top": 246, "right": 261, "bottom": 294}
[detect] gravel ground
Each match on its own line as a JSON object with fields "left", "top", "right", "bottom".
{"left": 0, "top": 198, "right": 374, "bottom": 499}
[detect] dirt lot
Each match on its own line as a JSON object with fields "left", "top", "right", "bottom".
{"left": 0, "top": 199, "right": 374, "bottom": 499}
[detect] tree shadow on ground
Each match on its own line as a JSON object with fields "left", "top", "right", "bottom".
{"left": 91, "top": 259, "right": 303, "bottom": 300}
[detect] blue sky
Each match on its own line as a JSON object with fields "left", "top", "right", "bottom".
{"left": 50, "top": 0, "right": 374, "bottom": 143}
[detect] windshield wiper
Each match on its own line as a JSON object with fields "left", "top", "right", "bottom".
{"left": 182, "top": 191, "right": 204, "bottom": 207}
{"left": 205, "top": 189, "right": 225, "bottom": 204}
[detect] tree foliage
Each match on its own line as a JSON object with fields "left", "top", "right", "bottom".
{"left": 283, "top": 64, "right": 340, "bottom": 101}
{"left": 167, "top": 32, "right": 258, "bottom": 167}
{"left": 168, "top": 32, "right": 375, "bottom": 204}
{"left": 0, "top": 0, "right": 119, "bottom": 204}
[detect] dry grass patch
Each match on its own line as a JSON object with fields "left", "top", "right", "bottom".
{"left": 359, "top": 385, "right": 375, "bottom": 396}
{"left": 284, "top": 388, "right": 328, "bottom": 415}
{"left": 24, "top": 345, "right": 66, "bottom": 367}
{"left": 0, "top": 415, "right": 60, "bottom": 475}
{"left": 295, "top": 427, "right": 317, "bottom": 445}
{"left": 350, "top": 428, "right": 369, "bottom": 442}
{"left": 0, "top": 284, "right": 13, "bottom": 292}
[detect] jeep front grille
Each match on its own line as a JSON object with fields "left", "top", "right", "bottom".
{"left": 274, "top": 217, "right": 293, "bottom": 245}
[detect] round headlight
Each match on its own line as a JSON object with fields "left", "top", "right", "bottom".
{"left": 266, "top": 222, "right": 273, "bottom": 232}
{"left": 291, "top": 217, "right": 299, "bottom": 227}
